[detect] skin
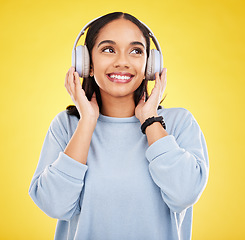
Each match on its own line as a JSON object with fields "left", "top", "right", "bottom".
{"left": 65, "top": 18, "right": 167, "bottom": 124}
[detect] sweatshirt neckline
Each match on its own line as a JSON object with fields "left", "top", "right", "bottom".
{"left": 98, "top": 113, "right": 140, "bottom": 123}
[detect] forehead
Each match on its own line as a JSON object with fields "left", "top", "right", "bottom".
{"left": 95, "top": 18, "right": 146, "bottom": 46}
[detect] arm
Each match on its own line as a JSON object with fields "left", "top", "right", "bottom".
{"left": 28, "top": 113, "right": 94, "bottom": 220}
{"left": 136, "top": 70, "right": 208, "bottom": 214}
{"left": 63, "top": 67, "right": 99, "bottom": 165}
{"left": 145, "top": 110, "right": 209, "bottom": 214}
{"left": 64, "top": 117, "right": 97, "bottom": 165}
{"left": 29, "top": 67, "right": 99, "bottom": 220}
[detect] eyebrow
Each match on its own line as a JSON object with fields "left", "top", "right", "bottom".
{"left": 97, "top": 40, "right": 145, "bottom": 49}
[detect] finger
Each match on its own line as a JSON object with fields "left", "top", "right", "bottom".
{"left": 64, "top": 71, "right": 68, "bottom": 87}
{"left": 157, "top": 69, "right": 164, "bottom": 90}
{"left": 161, "top": 68, "right": 167, "bottom": 80}
{"left": 65, "top": 71, "right": 71, "bottom": 95}
{"left": 161, "top": 68, "right": 167, "bottom": 92}
{"left": 153, "top": 72, "right": 161, "bottom": 93}
{"left": 71, "top": 72, "right": 77, "bottom": 94}
{"left": 155, "top": 72, "right": 161, "bottom": 86}
{"left": 73, "top": 72, "right": 81, "bottom": 94}
{"left": 66, "top": 67, "right": 74, "bottom": 85}
{"left": 148, "top": 72, "right": 163, "bottom": 105}
{"left": 67, "top": 67, "right": 75, "bottom": 94}
{"left": 67, "top": 71, "right": 72, "bottom": 95}
{"left": 155, "top": 72, "right": 159, "bottom": 81}
{"left": 74, "top": 72, "right": 86, "bottom": 99}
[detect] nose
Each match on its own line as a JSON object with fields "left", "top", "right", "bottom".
{"left": 113, "top": 52, "right": 130, "bottom": 68}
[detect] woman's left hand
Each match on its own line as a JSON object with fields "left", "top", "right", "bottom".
{"left": 135, "top": 68, "right": 167, "bottom": 124}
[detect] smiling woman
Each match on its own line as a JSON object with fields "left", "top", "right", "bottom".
{"left": 67, "top": 12, "right": 164, "bottom": 119}
{"left": 28, "top": 12, "right": 209, "bottom": 240}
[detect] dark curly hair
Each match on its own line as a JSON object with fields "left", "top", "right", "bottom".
{"left": 66, "top": 12, "right": 165, "bottom": 119}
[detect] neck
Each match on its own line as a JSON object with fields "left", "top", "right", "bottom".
{"left": 100, "top": 93, "right": 136, "bottom": 118}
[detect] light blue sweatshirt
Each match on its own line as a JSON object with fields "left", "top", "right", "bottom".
{"left": 29, "top": 107, "right": 209, "bottom": 240}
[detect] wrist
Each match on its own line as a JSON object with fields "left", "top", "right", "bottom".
{"left": 79, "top": 117, "right": 97, "bottom": 128}
{"left": 141, "top": 115, "right": 166, "bottom": 135}
{"left": 139, "top": 112, "right": 158, "bottom": 124}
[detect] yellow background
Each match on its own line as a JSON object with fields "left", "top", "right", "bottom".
{"left": 1, "top": 0, "right": 244, "bottom": 239}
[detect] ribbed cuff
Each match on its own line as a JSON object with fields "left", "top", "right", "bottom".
{"left": 145, "top": 135, "right": 179, "bottom": 162}
{"left": 51, "top": 152, "right": 88, "bottom": 180}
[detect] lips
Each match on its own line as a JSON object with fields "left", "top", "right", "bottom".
{"left": 106, "top": 72, "right": 134, "bottom": 83}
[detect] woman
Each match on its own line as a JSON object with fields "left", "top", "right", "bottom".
{"left": 29, "top": 12, "right": 209, "bottom": 240}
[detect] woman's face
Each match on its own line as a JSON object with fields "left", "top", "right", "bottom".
{"left": 91, "top": 18, "right": 147, "bottom": 102}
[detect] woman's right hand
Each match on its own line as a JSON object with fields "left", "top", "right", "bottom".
{"left": 65, "top": 67, "right": 100, "bottom": 122}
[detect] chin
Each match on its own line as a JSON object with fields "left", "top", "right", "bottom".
{"left": 101, "top": 88, "right": 135, "bottom": 99}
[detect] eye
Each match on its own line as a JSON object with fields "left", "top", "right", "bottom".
{"left": 131, "top": 48, "right": 143, "bottom": 54}
{"left": 101, "top": 47, "right": 115, "bottom": 53}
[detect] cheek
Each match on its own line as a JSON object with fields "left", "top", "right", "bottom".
{"left": 136, "top": 59, "right": 147, "bottom": 76}
{"left": 92, "top": 57, "right": 110, "bottom": 76}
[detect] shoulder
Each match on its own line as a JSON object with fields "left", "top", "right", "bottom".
{"left": 158, "top": 106, "right": 194, "bottom": 121}
{"left": 49, "top": 110, "right": 79, "bottom": 136}
{"left": 50, "top": 110, "right": 68, "bottom": 128}
{"left": 157, "top": 106, "right": 199, "bottom": 134}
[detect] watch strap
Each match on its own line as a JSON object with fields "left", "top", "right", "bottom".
{"left": 141, "top": 116, "right": 166, "bottom": 134}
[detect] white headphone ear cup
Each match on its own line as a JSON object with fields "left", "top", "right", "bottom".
{"left": 75, "top": 45, "right": 90, "bottom": 78}
{"left": 153, "top": 49, "right": 161, "bottom": 75}
{"left": 145, "top": 50, "right": 153, "bottom": 80}
{"left": 83, "top": 45, "right": 90, "bottom": 78}
{"left": 75, "top": 46, "right": 83, "bottom": 77}
{"left": 145, "top": 49, "right": 162, "bottom": 80}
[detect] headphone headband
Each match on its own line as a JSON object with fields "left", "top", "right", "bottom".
{"left": 72, "top": 14, "right": 163, "bottom": 80}
{"left": 72, "top": 15, "right": 103, "bottom": 53}
{"left": 72, "top": 15, "right": 163, "bottom": 72}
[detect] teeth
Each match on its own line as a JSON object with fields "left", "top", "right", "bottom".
{"left": 109, "top": 74, "right": 131, "bottom": 80}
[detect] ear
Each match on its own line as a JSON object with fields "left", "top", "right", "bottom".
{"left": 90, "top": 64, "right": 94, "bottom": 77}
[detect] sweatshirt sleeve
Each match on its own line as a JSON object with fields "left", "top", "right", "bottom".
{"left": 28, "top": 112, "right": 88, "bottom": 220}
{"left": 145, "top": 109, "right": 209, "bottom": 214}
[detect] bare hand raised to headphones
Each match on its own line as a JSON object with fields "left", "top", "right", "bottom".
{"left": 64, "top": 67, "right": 100, "bottom": 122}
{"left": 135, "top": 68, "right": 167, "bottom": 124}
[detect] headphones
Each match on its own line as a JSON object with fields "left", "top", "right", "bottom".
{"left": 72, "top": 15, "right": 163, "bottom": 81}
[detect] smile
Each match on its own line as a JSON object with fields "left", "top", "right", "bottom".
{"left": 106, "top": 73, "right": 134, "bottom": 83}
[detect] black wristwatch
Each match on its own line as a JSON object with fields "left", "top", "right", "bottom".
{"left": 141, "top": 116, "right": 166, "bottom": 134}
